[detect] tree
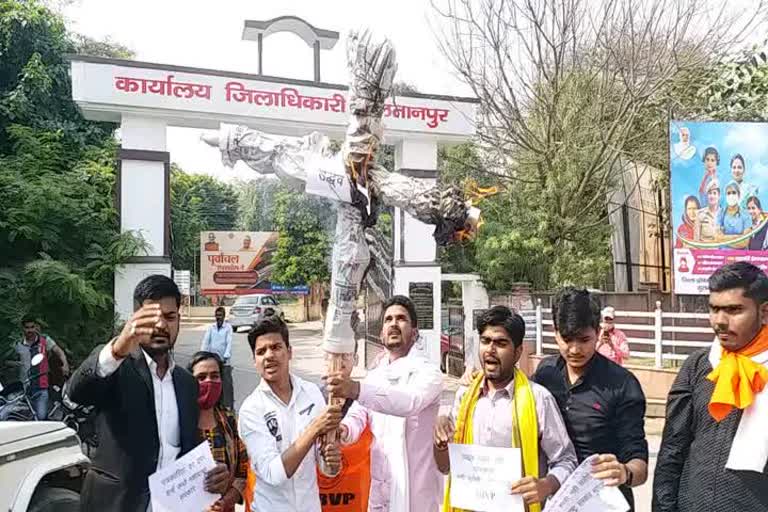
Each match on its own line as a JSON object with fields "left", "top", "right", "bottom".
{"left": 268, "top": 187, "right": 334, "bottom": 287}
{"left": 170, "top": 166, "right": 239, "bottom": 272}
{"left": 235, "top": 177, "right": 281, "bottom": 232}
{"left": 0, "top": 0, "right": 143, "bottom": 368}
{"left": 433, "top": 0, "right": 765, "bottom": 288}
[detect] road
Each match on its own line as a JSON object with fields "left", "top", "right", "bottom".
{"left": 176, "top": 321, "right": 658, "bottom": 510}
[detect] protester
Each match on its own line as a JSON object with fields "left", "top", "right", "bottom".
{"left": 597, "top": 306, "right": 630, "bottom": 366}
{"left": 434, "top": 306, "right": 577, "bottom": 510}
{"left": 326, "top": 295, "right": 444, "bottom": 512}
{"left": 238, "top": 316, "right": 343, "bottom": 512}
{"left": 66, "top": 274, "right": 228, "bottom": 511}
{"left": 653, "top": 262, "right": 768, "bottom": 511}
{"left": 201, "top": 306, "right": 235, "bottom": 408}
{"left": 13, "top": 316, "right": 70, "bottom": 420}
{"left": 189, "top": 351, "right": 249, "bottom": 512}
{"left": 533, "top": 288, "right": 649, "bottom": 511}
{"left": 317, "top": 338, "right": 373, "bottom": 512}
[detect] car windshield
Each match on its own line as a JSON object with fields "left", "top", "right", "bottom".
{"left": 235, "top": 296, "right": 262, "bottom": 305}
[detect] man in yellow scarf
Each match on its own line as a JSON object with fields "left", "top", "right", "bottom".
{"left": 433, "top": 306, "right": 577, "bottom": 511}
{"left": 654, "top": 262, "right": 768, "bottom": 511}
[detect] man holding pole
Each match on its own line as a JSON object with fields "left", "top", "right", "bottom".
{"left": 326, "top": 295, "right": 444, "bottom": 512}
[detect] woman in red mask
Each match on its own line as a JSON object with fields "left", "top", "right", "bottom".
{"left": 189, "top": 351, "right": 249, "bottom": 512}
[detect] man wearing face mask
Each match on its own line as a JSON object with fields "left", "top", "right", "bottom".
{"left": 434, "top": 306, "right": 577, "bottom": 511}
{"left": 533, "top": 288, "right": 649, "bottom": 511}
{"left": 326, "top": 295, "right": 444, "bottom": 512}
{"left": 66, "top": 275, "right": 229, "bottom": 512}
{"left": 653, "top": 262, "right": 768, "bottom": 511}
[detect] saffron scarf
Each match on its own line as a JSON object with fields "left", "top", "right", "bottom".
{"left": 442, "top": 368, "right": 540, "bottom": 512}
{"left": 707, "top": 325, "right": 768, "bottom": 421}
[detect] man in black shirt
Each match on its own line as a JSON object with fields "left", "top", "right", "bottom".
{"left": 533, "top": 287, "right": 649, "bottom": 510}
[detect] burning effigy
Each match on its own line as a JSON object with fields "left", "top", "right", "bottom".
{"left": 202, "top": 30, "right": 483, "bottom": 358}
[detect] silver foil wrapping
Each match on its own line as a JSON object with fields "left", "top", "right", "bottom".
{"left": 201, "top": 30, "right": 473, "bottom": 354}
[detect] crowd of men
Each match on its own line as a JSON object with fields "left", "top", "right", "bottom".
{"left": 62, "top": 261, "right": 768, "bottom": 511}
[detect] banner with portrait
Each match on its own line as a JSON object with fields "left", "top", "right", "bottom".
{"left": 671, "top": 121, "right": 768, "bottom": 294}
{"left": 200, "top": 231, "right": 278, "bottom": 296}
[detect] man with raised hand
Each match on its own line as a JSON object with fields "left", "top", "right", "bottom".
{"left": 67, "top": 274, "right": 228, "bottom": 511}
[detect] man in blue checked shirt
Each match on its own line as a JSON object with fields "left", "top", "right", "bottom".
{"left": 201, "top": 306, "right": 235, "bottom": 408}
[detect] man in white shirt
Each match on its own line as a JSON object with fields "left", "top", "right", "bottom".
{"left": 326, "top": 295, "right": 444, "bottom": 512}
{"left": 66, "top": 274, "right": 229, "bottom": 512}
{"left": 239, "top": 316, "right": 343, "bottom": 512}
{"left": 201, "top": 306, "right": 234, "bottom": 407}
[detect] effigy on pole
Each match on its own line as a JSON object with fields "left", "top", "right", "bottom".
{"left": 202, "top": 28, "right": 487, "bottom": 476}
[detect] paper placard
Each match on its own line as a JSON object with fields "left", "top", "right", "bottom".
{"left": 448, "top": 443, "right": 524, "bottom": 512}
{"left": 149, "top": 442, "right": 219, "bottom": 512}
{"left": 306, "top": 155, "right": 353, "bottom": 203}
{"left": 543, "top": 455, "right": 629, "bottom": 512}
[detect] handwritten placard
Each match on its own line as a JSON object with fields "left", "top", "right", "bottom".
{"left": 448, "top": 444, "right": 524, "bottom": 512}
{"left": 306, "top": 155, "right": 353, "bottom": 203}
{"left": 148, "top": 442, "right": 218, "bottom": 512}
{"left": 543, "top": 455, "right": 629, "bottom": 512}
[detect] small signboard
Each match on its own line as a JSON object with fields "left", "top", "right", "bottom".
{"left": 409, "top": 282, "right": 434, "bottom": 330}
{"left": 174, "top": 270, "right": 191, "bottom": 295}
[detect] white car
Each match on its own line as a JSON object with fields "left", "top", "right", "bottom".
{"left": 228, "top": 294, "right": 284, "bottom": 332}
{"left": 0, "top": 421, "right": 89, "bottom": 511}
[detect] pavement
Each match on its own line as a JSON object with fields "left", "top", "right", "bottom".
{"left": 176, "top": 320, "right": 659, "bottom": 511}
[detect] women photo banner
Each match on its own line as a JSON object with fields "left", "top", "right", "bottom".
{"left": 671, "top": 121, "right": 768, "bottom": 294}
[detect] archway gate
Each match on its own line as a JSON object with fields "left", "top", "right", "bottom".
{"left": 68, "top": 17, "right": 478, "bottom": 366}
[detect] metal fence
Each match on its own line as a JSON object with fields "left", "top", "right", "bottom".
{"left": 522, "top": 299, "right": 713, "bottom": 368}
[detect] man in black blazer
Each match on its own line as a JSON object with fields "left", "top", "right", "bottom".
{"left": 67, "top": 275, "right": 228, "bottom": 511}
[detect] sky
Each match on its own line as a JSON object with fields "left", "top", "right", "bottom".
{"left": 62, "top": 0, "right": 469, "bottom": 180}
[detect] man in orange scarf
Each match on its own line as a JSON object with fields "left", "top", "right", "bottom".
{"left": 654, "top": 261, "right": 768, "bottom": 511}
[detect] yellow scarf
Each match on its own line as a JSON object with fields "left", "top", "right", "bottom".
{"left": 442, "top": 368, "right": 540, "bottom": 512}
{"left": 708, "top": 326, "right": 768, "bottom": 422}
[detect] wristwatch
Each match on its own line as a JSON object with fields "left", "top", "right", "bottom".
{"left": 624, "top": 464, "right": 634, "bottom": 487}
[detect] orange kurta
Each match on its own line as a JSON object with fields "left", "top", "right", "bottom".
{"left": 317, "top": 425, "right": 373, "bottom": 512}
{"left": 242, "top": 425, "right": 373, "bottom": 512}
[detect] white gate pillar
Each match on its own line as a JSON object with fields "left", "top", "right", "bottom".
{"left": 114, "top": 116, "right": 171, "bottom": 321}
{"left": 392, "top": 139, "right": 442, "bottom": 366}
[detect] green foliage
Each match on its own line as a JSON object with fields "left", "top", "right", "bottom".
{"left": 438, "top": 141, "right": 612, "bottom": 290}
{"left": 0, "top": 0, "right": 143, "bottom": 369}
{"left": 269, "top": 187, "right": 333, "bottom": 287}
{"left": 170, "top": 166, "right": 239, "bottom": 272}
{"left": 235, "top": 177, "right": 281, "bottom": 232}
{"left": 72, "top": 33, "right": 134, "bottom": 59}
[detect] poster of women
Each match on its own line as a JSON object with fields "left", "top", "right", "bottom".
{"left": 671, "top": 121, "right": 768, "bottom": 294}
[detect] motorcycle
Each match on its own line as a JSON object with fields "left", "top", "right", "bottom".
{"left": 0, "top": 354, "right": 98, "bottom": 455}
{"left": 0, "top": 353, "right": 45, "bottom": 421}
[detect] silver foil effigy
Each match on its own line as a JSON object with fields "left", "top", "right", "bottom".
{"left": 201, "top": 30, "right": 474, "bottom": 354}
